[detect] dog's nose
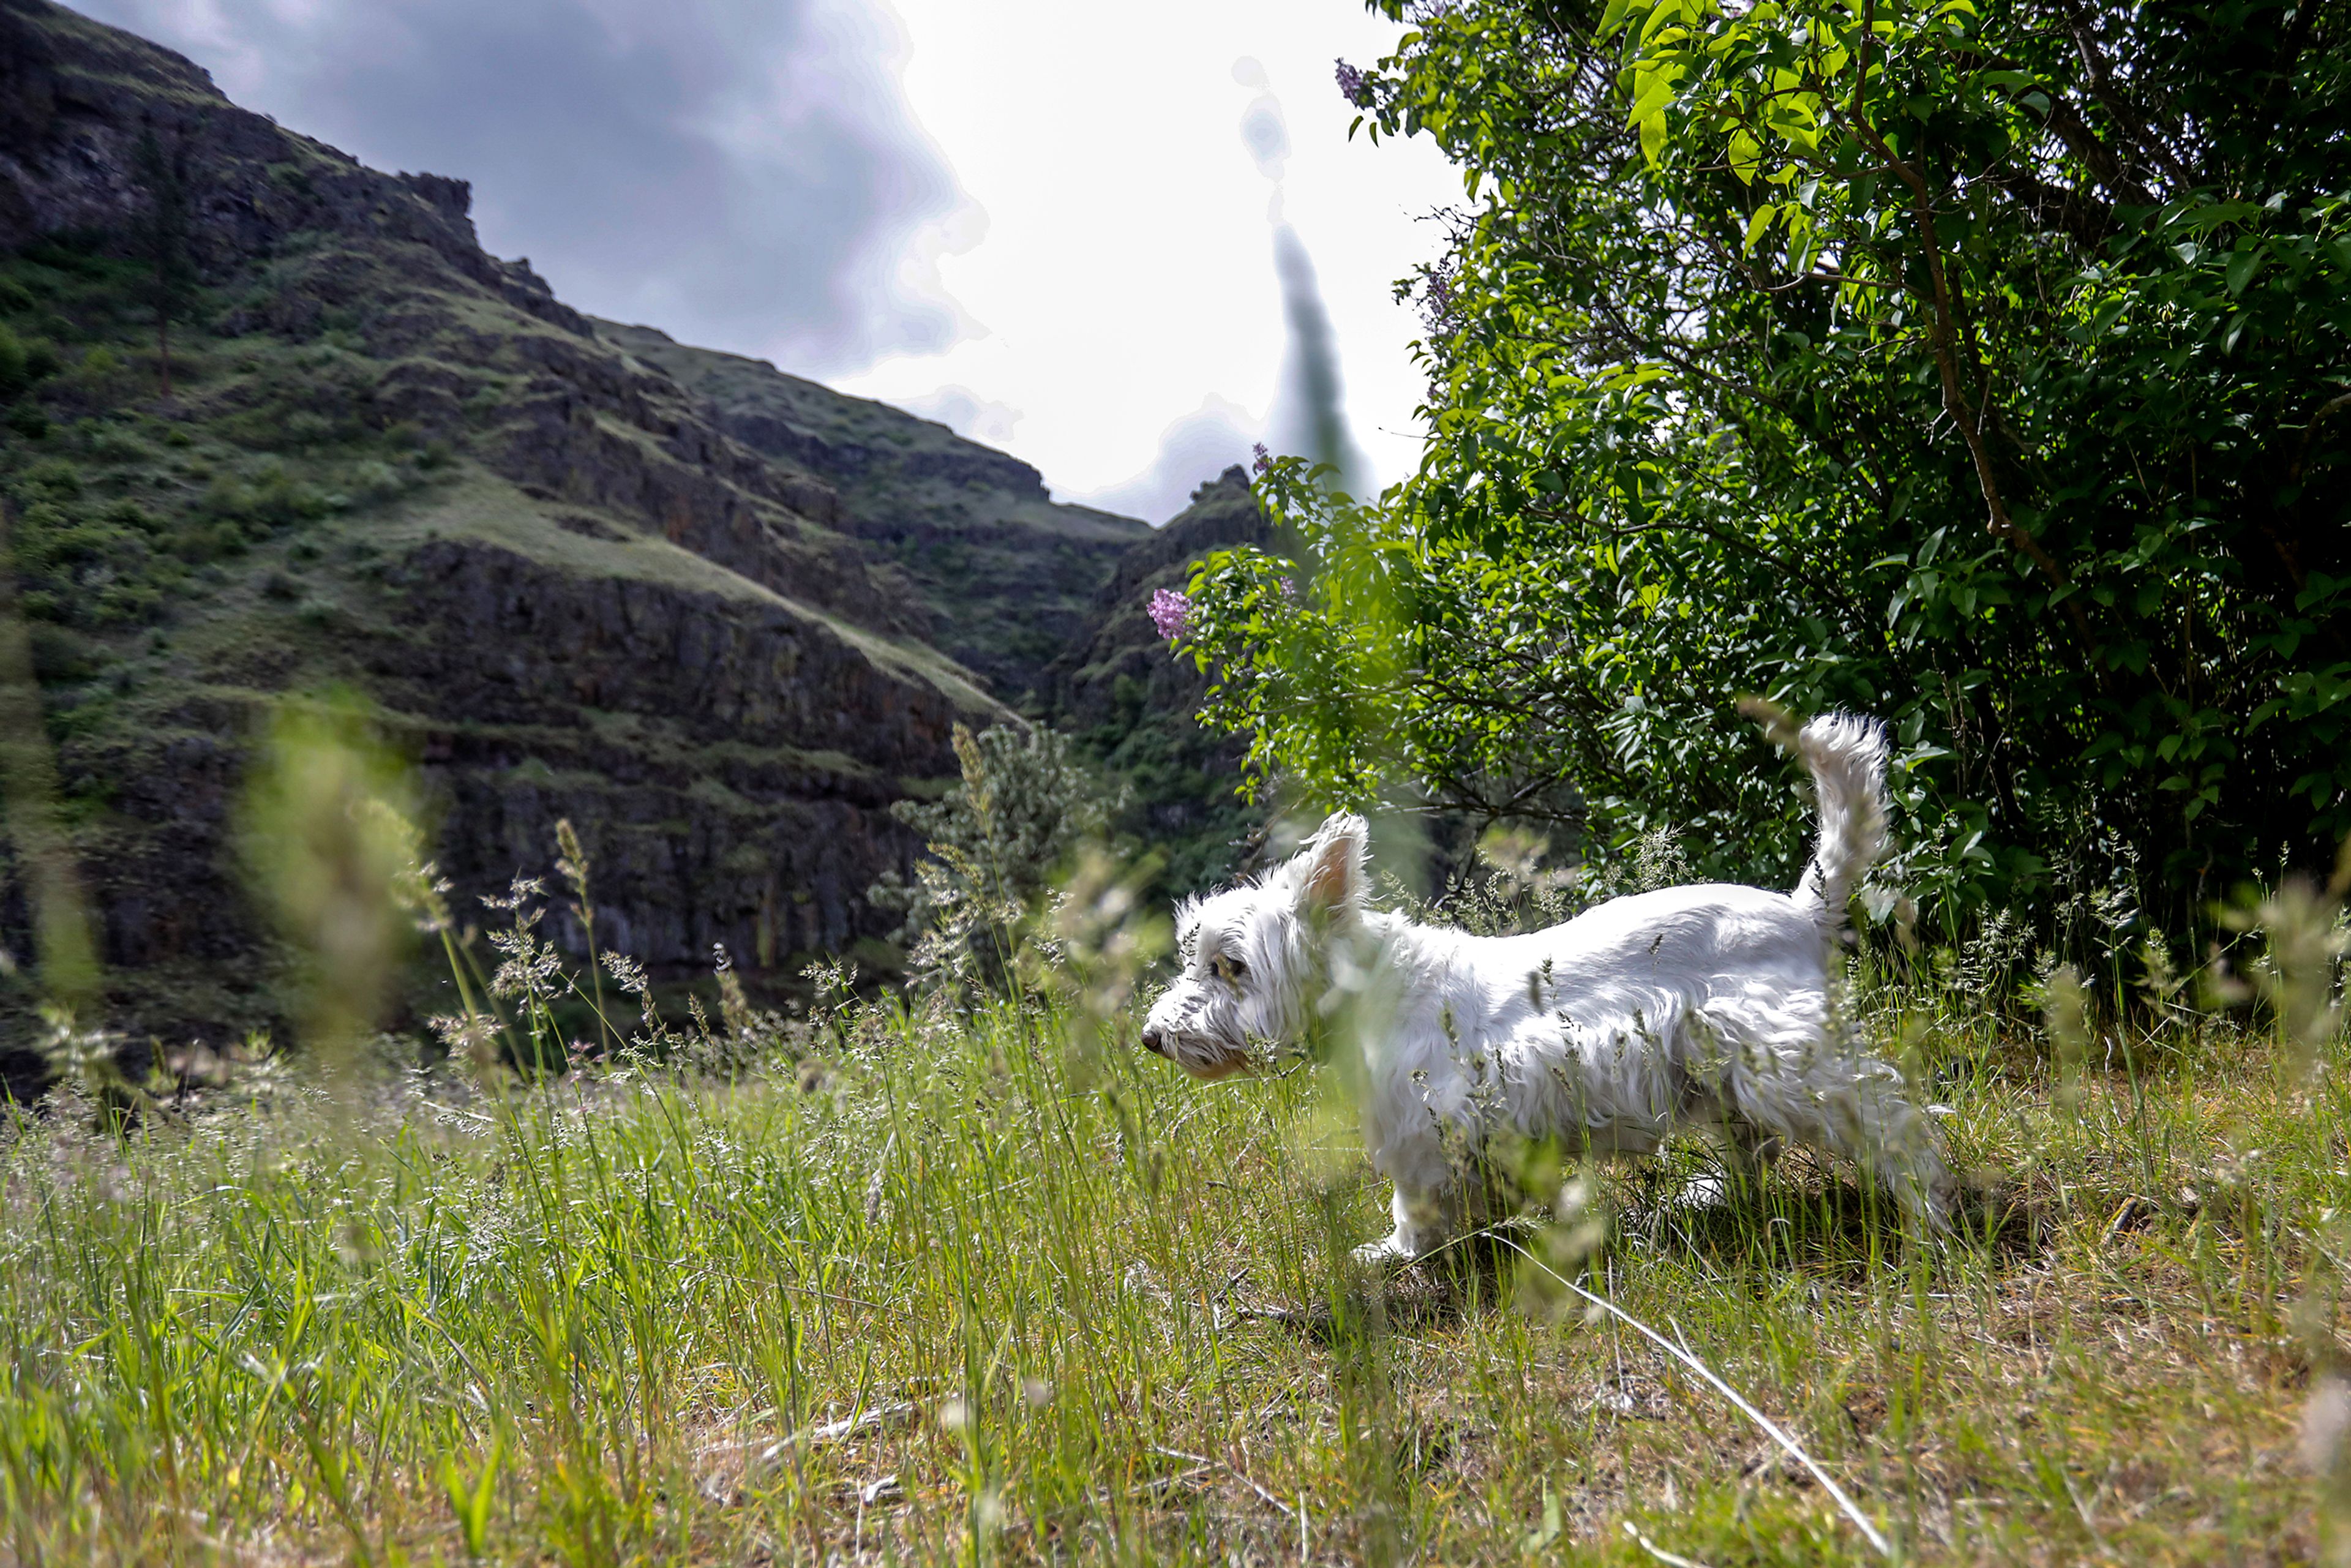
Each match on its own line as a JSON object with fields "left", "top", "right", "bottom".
{"left": 1141, "top": 1027, "right": 1168, "bottom": 1058}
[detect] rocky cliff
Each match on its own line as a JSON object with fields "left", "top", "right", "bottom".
{"left": 598, "top": 322, "right": 1149, "bottom": 701}
{"left": 1041, "top": 467, "right": 1278, "bottom": 896}
{"left": 0, "top": 0, "right": 1010, "bottom": 1052}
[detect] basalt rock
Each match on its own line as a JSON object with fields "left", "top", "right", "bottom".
{"left": 0, "top": 0, "right": 1007, "bottom": 1059}
{"left": 598, "top": 321, "right": 1150, "bottom": 700}
{"left": 1041, "top": 467, "right": 1278, "bottom": 893}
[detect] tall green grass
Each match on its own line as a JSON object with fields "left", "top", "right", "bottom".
{"left": 2, "top": 910, "right": 2342, "bottom": 1566}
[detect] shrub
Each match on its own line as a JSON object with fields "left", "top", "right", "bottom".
{"left": 173, "top": 520, "right": 247, "bottom": 562}
{"left": 869, "top": 722, "right": 1122, "bottom": 987}
{"left": 0, "top": 323, "right": 26, "bottom": 396}
{"left": 199, "top": 464, "right": 327, "bottom": 533}
{"left": 103, "top": 498, "right": 159, "bottom": 533}
{"left": 84, "top": 423, "right": 145, "bottom": 462}
{"left": 27, "top": 623, "right": 99, "bottom": 682}
{"left": 252, "top": 465, "right": 328, "bottom": 527}
{"left": 23, "top": 458, "right": 81, "bottom": 498}
{"left": 94, "top": 582, "right": 162, "bottom": 625}
{"left": 348, "top": 459, "right": 405, "bottom": 503}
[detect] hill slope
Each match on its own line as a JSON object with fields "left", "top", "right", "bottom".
{"left": 1042, "top": 466, "right": 1278, "bottom": 895}
{"left": 598, "top": 321, "right": 1149, "bottom": 701}
{"left": 0, "top": 0, "right": 1005, "bottom": 1051}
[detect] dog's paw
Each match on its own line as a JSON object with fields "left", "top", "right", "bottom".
{"left": 1350, "top": 1233, "right": 1418, "bottom": 1270}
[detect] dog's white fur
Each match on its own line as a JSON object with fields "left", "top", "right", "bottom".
{"left": 1140, "top": 713, "right": 1954, "bottom": 1260}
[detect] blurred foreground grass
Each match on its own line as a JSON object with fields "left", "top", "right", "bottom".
{"left": 0, "top": 953, "right": 2342, "bottom": 1566}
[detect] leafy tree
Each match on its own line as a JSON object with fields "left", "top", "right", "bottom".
{"left": 132, "top": 126, "right": 196, "bottom": 397}
{"left": 1185, "top": 0, "right": 2351, "bottom": 938}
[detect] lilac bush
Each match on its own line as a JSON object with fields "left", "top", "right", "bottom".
{"left": 1146, "top": 588, "right": 1192, "bottom": 642}
{"left": 1334, "top": 58, "right": 1370, "bottom": 107}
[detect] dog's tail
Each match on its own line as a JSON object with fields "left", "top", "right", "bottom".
{"left": 1789, "top": 711, "right": 1890, "bottom": 940}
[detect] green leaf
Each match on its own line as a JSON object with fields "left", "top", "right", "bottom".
{"left": 1730, "top": 129, "right": 1764, "bottom": 185}
{"left": 1640, "top": 109, "right": 1668, "bottom": 163}
{"left": 2225, "top": 245, "right": 2267, "bottom": 296}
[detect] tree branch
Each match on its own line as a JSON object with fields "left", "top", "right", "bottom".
{"left": 1842, "top": 3, "right": 2089, "bottom": 651}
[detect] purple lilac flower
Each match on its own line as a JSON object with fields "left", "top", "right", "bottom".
{"left": 1277, "top": 576, "right": 1299, "bottom": 601}
{"left": 1423, "top": 266, "right": 1456, "bottom": 323}
{"left": 1147, "top": 588, "right": 1193, "bottom": 642}
{"left": 1251, "top": 443, "right": 1272, "bottom": 475}
{"left": 1335, "top": 59, "right": 1371, "bottom": 107}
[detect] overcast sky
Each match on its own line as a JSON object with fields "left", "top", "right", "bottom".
{"left": 74, "top": 0, "right": 1460, "bottom": 520}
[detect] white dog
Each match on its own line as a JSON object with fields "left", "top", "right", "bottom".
{"left": 1139, "top": 713, "right": 1954, "bottom": 1261}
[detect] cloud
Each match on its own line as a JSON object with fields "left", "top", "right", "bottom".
{"left": 1072, "top": 396, "right": 1260, "bottom": 525}
{"left": 73, "top": 0, "right": 980, "bottom": 375}
{"left": 887, "top": 384, "right": 1022, "bottom": 448}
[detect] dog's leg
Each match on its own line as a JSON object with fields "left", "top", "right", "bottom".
{"left": 1351, "top": 1182, "right": 1460, "bottom": 1267}
{"left": 1668, "top": 1119, "right": 1779, "bottom": 1213}
{"left": 1730, "top": 1056, "right": 1954, "bottom": 1229}
{"left": 1716, "top": 1119, "right": 1783, "bottom": 1206}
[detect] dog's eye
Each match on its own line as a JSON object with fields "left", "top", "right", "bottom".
{"left": 1210, "top": 953, "right": 1247, "bottom": 983}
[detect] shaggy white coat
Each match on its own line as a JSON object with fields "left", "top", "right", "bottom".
{"left": 1139, "top": 713, "right": 1954, "bottom": 1260}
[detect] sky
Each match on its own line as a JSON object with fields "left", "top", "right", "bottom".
{"left": 73, "top": 0, "right": 1463, "bottom": 521}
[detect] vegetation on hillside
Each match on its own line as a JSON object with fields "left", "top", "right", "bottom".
{"left": 1044, "top": 468, "right": 1283, "bottom": 903}
{"left": 1, "top": 803, "right": 2345, "bottom": 1564}
{"left": 1187, "top": 0, "right": 2351, "bottom": 945}
{"left": 0, "top": 0, "right": 1078, "bottom": 1049}
{"left": 597, "top": 319, "right": 1150, "bottom": 701}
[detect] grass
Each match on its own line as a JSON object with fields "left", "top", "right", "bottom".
{"left": 1, "top": 875, "right": 2341, "bottom": 1565}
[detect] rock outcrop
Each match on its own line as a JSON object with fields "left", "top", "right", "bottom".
{"left": 0, "top": 0, "right": 1008, "bottom": 1052}
{"left": 1041, "top": 467, "right": 1278, "bottom": 894}
{"left": 600, "top": 322, "right": 1149, "bottom": 700}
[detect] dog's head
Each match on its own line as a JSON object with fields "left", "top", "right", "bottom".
{"left": 1139, "top": 811, "right": 1368, "bottom": 1078}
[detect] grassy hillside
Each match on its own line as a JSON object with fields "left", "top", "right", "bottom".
{"left": 0, "top": 0, "right": 1011, "bottom": 1055}
{"left": 0, "top": 903, "right": 2336, "bottom": 1564}
{"left": 598, "top": 321, "right": 1150, "bottom": 702}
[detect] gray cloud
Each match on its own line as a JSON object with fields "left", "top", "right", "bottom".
{"left": 887, "top": 384, "right": 1022, "bottom": 449}
{"left": 1074, "top": 396, "right": 1259, "bottom": 525}
{"left": 72, "top": 0, "right": 978, "bottom": 375}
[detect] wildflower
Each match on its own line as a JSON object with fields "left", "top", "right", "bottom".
{"left": 1278, "top": 576, "right": 1299, "bottom": 601}
{"left": 1147, "top": 588, "right": 1192, "bottom": 642}
{"left": 1335, "top": 58, "right": 1371, "bottom": 107}
{"left": 1251, "top": 442, "right": 1272, "bottom": 475}
{"left": 429, "top": 1010, "right": 500, "bottom": 1055}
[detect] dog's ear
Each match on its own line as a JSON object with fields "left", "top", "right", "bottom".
{"left": 1292, "top": 811, "right": 1368, "bottom": 917}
